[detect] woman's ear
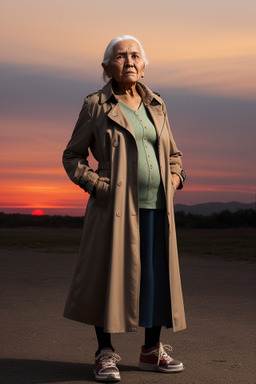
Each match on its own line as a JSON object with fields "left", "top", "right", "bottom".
{"left": 102, "top": 63, "right": 112, "bottom": 78}
{"left": 141, "top": 62, "right": 145, "bottom": 78}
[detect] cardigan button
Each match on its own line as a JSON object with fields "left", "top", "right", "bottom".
{"left": 116, "top": 211, "right": 122, "bottom": 217}
{"left": 113, "top": 141, "right": 119, "bottom": 147}
{"left": 117, "top": 181, "right": 122, "bottom": 186}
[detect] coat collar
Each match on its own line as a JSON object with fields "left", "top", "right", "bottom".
{"left": 99, "top": 79, "right": 163, "bottom": 107}
{"left": 99, "top": 80, "right": 165, "bottom": 139}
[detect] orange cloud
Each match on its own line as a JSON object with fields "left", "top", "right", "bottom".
{"left": 185, "top": 184, "right": 254, "bottom": 194}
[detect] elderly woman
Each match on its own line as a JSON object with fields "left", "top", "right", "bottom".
{"left": 63, "top": 35, "right": 186, "bottom": 382}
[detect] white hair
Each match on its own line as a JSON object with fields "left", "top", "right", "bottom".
{"left": 102, "top": 35, "right": 149, "bottom": 82}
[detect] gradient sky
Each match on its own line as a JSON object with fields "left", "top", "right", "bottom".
{"left": 1, "top": 0, "right": 256, "bottom": 215}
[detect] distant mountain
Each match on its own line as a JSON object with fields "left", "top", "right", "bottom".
{"left": 174, "top": 201, "right": 255, "bottom": 216}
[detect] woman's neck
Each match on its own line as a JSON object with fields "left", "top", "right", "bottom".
{"left": 112, "top": 81, "right": 142, "bottom": 111}
{"left": 112, "top": 81, "right": 139, "bottom": 97}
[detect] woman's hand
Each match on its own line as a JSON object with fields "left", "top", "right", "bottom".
{"left": 172, "top": 174, "right": 180, "bottom": 190}
{"left": 98, "top": 177, "right": 110, "bottom": 184}
{"left": 94, "top": 177, "right": 110, "bottom": 206}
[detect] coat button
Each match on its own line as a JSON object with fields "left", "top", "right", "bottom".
{"left": 113, "top": 141, "right": 119, "bottom": 147}
{"left": 117, "top": 181, "right": 122, "bottom": 186}
{"left": 116, "top": 211, "right": 122, "bottom": 217}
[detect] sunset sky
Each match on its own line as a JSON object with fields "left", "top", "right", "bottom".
{"left": 1, "top": 0, "right": 255, "bottom": 215}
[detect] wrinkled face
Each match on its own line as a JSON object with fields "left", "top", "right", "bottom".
{"left": 103, "top": 40, "right": 145, "bottom": 87}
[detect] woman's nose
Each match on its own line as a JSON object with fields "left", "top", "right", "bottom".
{"left": 125, "top": 55, "right": 134, "bottom": 66}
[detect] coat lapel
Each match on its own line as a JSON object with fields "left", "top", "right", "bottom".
{"left": 107, "top": 103, "right": 135, "bottom": 138}
{"left": 136, "top": 82, "right": 165, "bottom": 139}
{"left": 100, "top": 80, "right": 135, "bottom": 137}
{"left": 146, "top": 104, "right": 165, "bottom": 139}
{"left": 100, "top": 80, "right": 165, "bottom": 138}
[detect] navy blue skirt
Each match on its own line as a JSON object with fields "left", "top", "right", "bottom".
{"left": 139, "top": 209, "right": 172, "bottom": 328}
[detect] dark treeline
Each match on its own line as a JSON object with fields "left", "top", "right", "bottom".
{"left": 0, "top": 212, "right": 84, "bottom": 228}
{"left": 175, "top": 209, "right": 256, "bottom": 228}
{"left": 0, "top": 209, "right": 255, "bottom": 229}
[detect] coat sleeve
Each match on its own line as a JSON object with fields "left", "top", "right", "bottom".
{"left": 62, "top": 98, "right": 99, "bottom": 194}
{"left": 163, "top": 102, "right": 186, "bottom": 190}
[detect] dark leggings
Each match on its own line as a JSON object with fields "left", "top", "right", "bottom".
{"left": 95, "top": 325, "right": 161, "bottom": 354}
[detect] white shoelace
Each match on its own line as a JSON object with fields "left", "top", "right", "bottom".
{"left": 152, "top": 343, "right": 174, "bottom": 366}
{"left": 97, "top": 351, "right": 121, "bottom": 370}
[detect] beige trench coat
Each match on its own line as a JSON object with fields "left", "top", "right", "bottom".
{"left": 63, "top": 80, "right": 186, "bottom": 333}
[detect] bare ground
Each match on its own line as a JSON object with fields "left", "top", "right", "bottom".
{"left": 0, "top": 245, "right": 255, "bottom": 383}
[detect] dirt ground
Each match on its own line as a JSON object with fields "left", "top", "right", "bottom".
{"left": 0, "top": 249, "right": 255, "bottom": 384}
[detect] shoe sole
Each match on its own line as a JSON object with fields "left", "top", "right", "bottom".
{"left": 94, "top": 370, "right": 121, "bottom": 382}
{"left": 139, "top": 361, "right": 184, "bottom": 373}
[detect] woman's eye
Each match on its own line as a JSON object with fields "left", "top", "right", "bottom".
{"left": 116, "top": 55, "right": 124, "bottom": 60}
{"left": 132, "top": 54, "right": 139, "bottom": 59}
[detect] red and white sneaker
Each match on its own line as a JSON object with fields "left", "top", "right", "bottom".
{"left": 94, "top": 348, "right": 121, "bottom": 382}
{"left": 139, "top": 342, "right": 184, "bottom": 373}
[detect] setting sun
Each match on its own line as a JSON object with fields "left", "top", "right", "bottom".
{"left": 32, "top": 209, "right": 45, "bottom": 216}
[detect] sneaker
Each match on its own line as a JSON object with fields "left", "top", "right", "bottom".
{"left": 94, "top": 348, "right": 121, "bottom": 382}
{"left": 139, "top": 342, "right": 183, "bottom": 373}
